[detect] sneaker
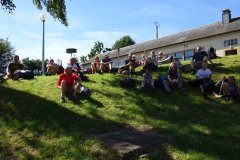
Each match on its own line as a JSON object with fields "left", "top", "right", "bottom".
{"left": 151, "top": 88, "right": 155, "bottom": 93}
{"left": 202, "top": 91, "right": 209, "bottom": 100}
{"left": 191, "top": 69, "right": 195, "bottom": 75}
{"left": 97, "top": 70, "right": 101, "bottom": 74}
{"left": 229, "top": 97, "right": 235, "bottom": 103}
{"left": 60, "top": 97, "right": 66, "bottom": 103}
{"left": 164, "top": 90, "right": 173, "bottom": 95}
{"left": 178, "top": 88, "right": 183, "bottom": 93}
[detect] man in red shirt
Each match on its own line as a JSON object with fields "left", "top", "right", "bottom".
{"left": 57, "top": 65, "right": 81, "bottom": 102}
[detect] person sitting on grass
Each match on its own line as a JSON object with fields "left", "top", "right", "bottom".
{"left": 57, "top": 65, "right": 81, "bottom": 102}
{"left": 132, "top": 55, "right": 139, "bottom": 67}
{"left": 147, "top": 51, "right": 158, "bottom": 71}
{"left": 123, "top": 54, "right": 136, "bottom": 76}
{"left": 163, "top": 62, "right": 184, "bottom": 94}
{"left": 222, "top": 76, "right": 240, "bottom": 103}
{"left": 140, "top": 54, "right": 148, "bottom": 67}
{"left": 141, "top": 67, "right": 155, "bottom": 93}
{"left": 67, "top": 57, "right": 83, "bottom": 74}
{"left": 196, "top": 61, "right": 221, "bottom": 100}
{"left": 158, "top": 51, "right": 173, "bottom": 64}
{"left": 4, "top": 55, "right": 24, "bottom": 80}
{"left": 91, "top": 56, "right": 101, "bottom": 74}
{"left": 45, "top": 59, "right": 58, "bottom": 76}
{"left": 190, "top": 46, "right": 213, "bottom": 74}
{"left": 169, "top": 57, "right": 183, "bottom": 70}
{"left": 100, "top": 55, "right": 113, "bottom": 73}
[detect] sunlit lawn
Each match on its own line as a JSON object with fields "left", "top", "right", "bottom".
{"left": 0, "top": 55, "right": 240, "bottom": 159}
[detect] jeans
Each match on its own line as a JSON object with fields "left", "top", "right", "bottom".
{"left": 163, "top": 74, "right": 183, "bottom": 92}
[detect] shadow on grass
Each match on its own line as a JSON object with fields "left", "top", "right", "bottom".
{"left": 0, "top": 85, "right": 128, "bottom": 159}
{"left": 2, "top": 56, "right": 240, "bottom": 159}
{"left": 91, "top": 68, "right": 240, "bottom": 159}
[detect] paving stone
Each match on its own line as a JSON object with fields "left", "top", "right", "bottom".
{"left": 97, "top": 130, "right": 169, "bottom": 159}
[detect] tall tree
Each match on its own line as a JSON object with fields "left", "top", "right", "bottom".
{"left": 1, "top": 0, "right": 69, "bottom": 26}
{"left": 0, "top": 38, "right": 15, "bottom": 75}
{"left": 112, "top": 35, "right": 136, "bottom": 50}
{"left": 103, "top": 47, "right": 112, "bottom": 53}
{"left": 79, "top": 55, "right": 88, "bottom": 64}
{"left": 88, "top": 41, "right": 104, "bottom": 59}
{"left": 22, "top": 57, "right": 48, "bottom": 71}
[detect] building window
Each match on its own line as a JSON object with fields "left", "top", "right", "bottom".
{"left": 136, "top": 57, "right": 141, "bottom": 61}
{"left": 185, "top": 51, "right": 193, "bottom": 60}
{"left": 226, "top": 49, "right": 237, "bottom": 56}
{"left": 224, "top": 38, "right": 238, "bottom": 47}
{"left": 167, "top": 54, "right": 174, "bottom": 58}
{"left": 176, "top": 52, "right": 182, "bottom": 61}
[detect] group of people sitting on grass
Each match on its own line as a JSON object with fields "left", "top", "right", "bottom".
{"left": 139, "top": 46, "right": 240, "bottom": 103}
{"left": 3, "top": 46, "right": 240, "bottom": 103}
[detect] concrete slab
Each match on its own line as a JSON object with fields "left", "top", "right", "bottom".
{"left": 97, "top": 130, "right": 169, "bottom": 159}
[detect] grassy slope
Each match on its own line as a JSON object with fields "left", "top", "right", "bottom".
{"left": 0, "top": 55, "right": 240, "bottom": 159}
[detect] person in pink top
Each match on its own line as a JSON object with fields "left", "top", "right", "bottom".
{"left": 57, "top": 65, "right": 81, "bottom": 102}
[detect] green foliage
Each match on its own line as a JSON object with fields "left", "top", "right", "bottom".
{"left": 1, "top": 0, "right": 68, "bottom": 26}
{"left": 0, "top": 55, "right": 240, "bottom": 159}
{"left": 104, "top": 47, "right": 112, "bottom": 52}
{"left": 79, "top": 55, "right": 88, "bottom": 64}
{"left": 0, "top": 0, "right": 15, "bottom": 13}
{"left": 88, "top": 41, "right": 104, "bottom": 59}
{"left": 112, "top": 35, "right": 136, "bottom": 50}
{"left": 0, "top": 38, "right": 15, "bottom": 74}
{"left": 21, "top": 57, "right": 45, "bottom": 71}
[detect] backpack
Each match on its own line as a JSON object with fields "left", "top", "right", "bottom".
{"left": 110, "top": 68, "right": 118, "bottom": 74}
{"left": 57, "top": 65, "right": 64, "bottom": 75}
{"left": 87, "top": 68, "right": 92, "bottom": 74}
{"left": 154, "top": 75, "right": 168, "bottom": 88}
{"left": 120, "top": 78, "right": 135, "bottom": 87}
{"left": 80, "top": 86, "right": 91, "bottom": 95}
{"left": 75, "top": 62, "right": 81, "bottom": 69}
{"left": 209, "top": 47, "right": 217, "bottom": 59}
{"left": 19, "top": 70, "right": 34, "bottom": 79}
{"left": 76, "top": 72, "right": 88, "bottom": 81}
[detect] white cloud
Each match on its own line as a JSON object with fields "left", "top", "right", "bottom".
{"left": 122, "top": 8, "right": 147, "bottom": 18}
{"left": 16, "top": 30, "right": 136, "bottom": 68}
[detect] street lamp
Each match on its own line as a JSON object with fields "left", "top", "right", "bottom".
{"left": 39, "top": 14, "right": 47, "bottom": 74}
{"left": 153, "top": 21, "right": 160, "bottom": 38}
{"left": 117, "top": 48, "right": 120, "bottom": 69}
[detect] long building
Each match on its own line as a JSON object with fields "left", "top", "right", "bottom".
{"left": 82, "top": 9, "right": 240, "bottom": 69}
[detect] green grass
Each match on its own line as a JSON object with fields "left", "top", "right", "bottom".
{"left": 0, "top": 55, "right": 240, "bottom": 159}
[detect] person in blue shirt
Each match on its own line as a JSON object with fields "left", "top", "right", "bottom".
{"left": 222, "top": 76, "right": 240, "bottom": 102}
{"left": 100, "top": 55, "right": 113, "bottom": 73}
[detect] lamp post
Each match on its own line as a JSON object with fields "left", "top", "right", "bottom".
{"left": 153, "top": 21, "right": 160, "bottom": 38}
{"left": 117, "top": 48, "right": 120, "bottom": 69}
{"left": 39, "top": 14, "right": 47, "bottom": 74}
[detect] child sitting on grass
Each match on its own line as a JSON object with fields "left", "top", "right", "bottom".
{"left": 141, "top": 67, "right": 155, "bottom": 93}
{"left": 222, "top": 76, "right": 240, "bottom": 103}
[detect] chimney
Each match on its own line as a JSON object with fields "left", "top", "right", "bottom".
{"left": 222, "top": 9, "right": 231, "bottom": 24}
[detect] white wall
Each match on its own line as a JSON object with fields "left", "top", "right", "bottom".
{"left": 83, "top": 31, "right": 240, "bottom": 69}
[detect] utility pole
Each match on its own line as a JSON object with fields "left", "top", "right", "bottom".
{"left": 153, "top": 21, "right": 160, "bottom": 38}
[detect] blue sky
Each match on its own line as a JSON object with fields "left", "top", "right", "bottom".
{"left": 1, "top": 0, "right": 240, "bottom": 66}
